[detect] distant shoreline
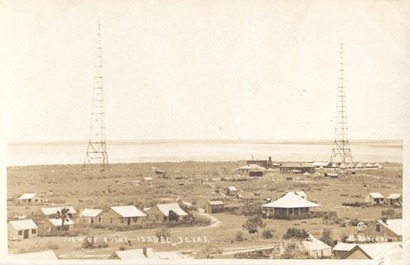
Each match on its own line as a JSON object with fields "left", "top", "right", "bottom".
{"left": 7, "top": 139, "right": 403, "bottom": 147}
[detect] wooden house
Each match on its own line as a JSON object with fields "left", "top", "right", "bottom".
{"left": 80, "top": 208, "right": 103, "bottom": 224}
{"left": 100, "top": 205, "right": 146, "bottom": 226}
{"left": 146, "top": 203, "right": 188, "bottom": 222}
{"left": 365, "top": 192, "right": 384, "bottom": 205}
{"left": 302, "top": 234, "right": 331, "bottom": 259}
{"left": 17, "top": 193, "right": 44, "bottom": 204}
{"left": 8, "top": 219, "right": 38, "bottom": 241}
{"left": 386, "top": 193, "right": 401, "bottom": 206}
{"left": 262, "top": 192, "right": 320, "bottom": 219}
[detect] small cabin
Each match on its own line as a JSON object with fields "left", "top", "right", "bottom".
{"left": 8, "top": 219, "right": 38, "bottom": 241}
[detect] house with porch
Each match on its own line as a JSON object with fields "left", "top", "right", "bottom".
{"left": 386, "top": 193, "right": 401, "bottom": 206}
{"left": 262, "top": 192, "right": 320, "bottom": 219}
{"left": 38, "top": 218, "right": 74, "bottom": 236}
{"left": 100, "top": 205, "right": 146, "bottom": 226}
{"left": 365, "top": 192, "right": 384, "bottom": 205}
{"left": 8, "top": 219, "right": 38, "bottom": 241}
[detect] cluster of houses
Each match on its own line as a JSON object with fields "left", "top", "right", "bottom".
{"left": 365, "top": 192, "right": 402, "bottom": 206}
{"left": 8, "top": 197, "right": 190, "bottom": 241}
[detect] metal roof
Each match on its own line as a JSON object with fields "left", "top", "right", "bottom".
{"left": 262, "top": 192, "right": 320, "bottom": 208}
{"left": 332, "top": 242, "right": 357, "bottom": 252}
{"left": 41, "top": 206, "right": 76, "bottom": 215}
{"left": 302, "top": 234, "right": 331, "bottom": 251}
{"left": 386, "top": 193, "right": 401, "bottom": 199}
{"left": 48, "top": 218, "right": 74, "bottom": 226}
{"left": 111, "top": 205, "right": 146, "bottom": 217}
{"left": 377, "top": 219, "right": 402, "bottom": 236}
{"left": 227, "top": 186, "right": 237, "bottom": 191}
{"left": 9, "top": 219, "right": 38, "bottom": 230}
{"left": 156, "top": 203, "right": 188, "bottom": 216}
{"left": 18, "top": 193, "right": 37, "bottom": 200}
{"left": 81, "top": 208, "right": 102, "bottom": 217}
{"left": 208, "top": 200, "right": 224, "bottom": 205}
{"left": 369, "top": 192, "right": 384, "bottom": 198}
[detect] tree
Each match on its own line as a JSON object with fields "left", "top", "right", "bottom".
{"left": 320, "top": 229, "right": 335, "bottom": 247}
{"left": 243, "top": 214, "right": 264, "bottom": 233}
{"left": 282, "top": 228, "right": 309, "bottom": 240}
{"left": 56, "top": 207, "right": 73, "bottom": 233}
{"left": 281, "top": 243, "right": 311, "bottom": 259}
{"left": 262, "top": 228, "right": 275, "bottom": 239}
{"left": 168, "top": 210, "right": 179, "bottom": 222}
{"left": 235, "top": 232, "right": 244, "bottom": 241}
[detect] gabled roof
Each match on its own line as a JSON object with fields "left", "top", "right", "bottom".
{"left": 295, "top": 191, "right": 306, "bottom": 198}
{"left": 227, "top": 186, "right": 237, "bottom": 191}
{"left": 156, "top": 203, "right": 188, "bottom": 216}
{"left": 386, "top": 193, "right": 401, "bottom": 199}
{"left": 262, "top": 192, "right": 320, "bottom": 208}
{"left": 18, "top": 193, "right": 37, "bottom": 200}
{"left": 81, "top": 208, "right": 102, "bottom": 217}
{"left": 111, "top": 206, "right": 146, "bottom": 217}
{"left": 41, "top": 206, "right": 76, "bottom": 216}
{"left": 48, "top": 218, "right": 74, "bottom": 226}
{"left": 355, "top": 242, "right": 402, "bottom": 259}
{"left": 11, "top": 250, "right": 58, "bottom": 260}
{"left": 369, "top": 192, "right": 384, "bottom": 198}
{"left": 377, "top": 219, "right": 402, "bottom": 236}
{"left": 9, "top": 219, "right": 38, "bottom": 230}
{"left": 332, "top": 242, "right": 357, "bottom": 252}
{"left": 208, "top": 200, "right": 224, "bottom": 205}
{"left": 302, "top": 234, "right": 331, "bottom": 251}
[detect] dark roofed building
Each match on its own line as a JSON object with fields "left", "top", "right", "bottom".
{"left": 279, "top": 163, "right": 316, "bottom": 174}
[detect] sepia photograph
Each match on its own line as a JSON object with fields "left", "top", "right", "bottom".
{"left": 0, "top": 0, "right": 409, "bottom": 264}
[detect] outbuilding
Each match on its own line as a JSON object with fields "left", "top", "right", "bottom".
{"left": 226, "top": 186, "right": 238, "bottom": 196}
{"left": 386, "top": 193, "right": 401, "bottom": 206}
{"left": 8, "top": 219, "right": 38, "bottom": 240}
{"left": 206, "top": 200, "right": 224, "bottom": 213}
{"left": 365, "top": 192, "right": 384, "bottom": 205}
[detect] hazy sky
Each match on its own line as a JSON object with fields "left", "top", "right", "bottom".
{"left": 1, "top": 0, "right": 409, "bottom": 142}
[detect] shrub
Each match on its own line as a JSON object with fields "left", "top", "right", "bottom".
{"left": 283, "top": 228, "right": 309, "bottom": 240}
{"left": 235, "top": 232, "right": 244, "bottom": 241}
{"left": 47, "top": 243, "right": 59, "bottom": 250}
{"left": 262, "top": 229, "right": 274, "bottom": 239}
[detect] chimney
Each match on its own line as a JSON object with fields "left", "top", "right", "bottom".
{"left": 143, "top": 247, "right": 147, "bottom": 257}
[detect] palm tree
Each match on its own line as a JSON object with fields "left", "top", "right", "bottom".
{"left": 56, "top": 207, "right": 73, "bottom": 233}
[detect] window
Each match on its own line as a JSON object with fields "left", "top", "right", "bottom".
{"left": 32, "top": 229, "right": 36, "bottom": 234}
{"left": 376, "top": 224, "right": 381, "bottom": 232}
{"left": 18, "top": 231, "right": 22, "bottom": 236}
{"left": 121, "top": 218, "right": 124, "bottom": 223}
{"left": 110, "top": 217, "right": 113, "bottom": 224}
{"left": 98, "top": 217, "right": 102, "bottom": 223}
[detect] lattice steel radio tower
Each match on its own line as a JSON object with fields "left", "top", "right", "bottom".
{"left": 82, "top": 21, "right": 109, "bottom": 172}
{"left": 329, "top": 42, "right": 354, "bottom": 165}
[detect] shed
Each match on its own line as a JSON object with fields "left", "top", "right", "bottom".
{"left": 226, "top": 186, "right": 238, "bottom": 196}
{"left": 206, "top": 200, "right": 224, "bottom": 213}
{"left": 146, "top": 203, "right": 188, "bottom": 222}
{"left": 8, "top": 219, "right": 38, "bottom": 241}
{"left": 365, "top": 192, "right": 384, "bottom": 205}
{"left": 262, "top": 192, "right": 320, "bottom": 219}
